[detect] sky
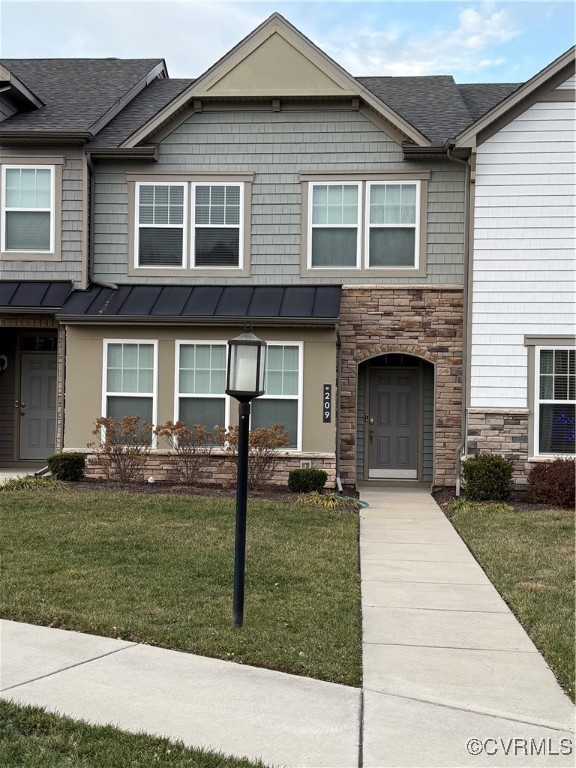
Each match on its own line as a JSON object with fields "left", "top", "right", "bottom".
{"left": 0, "top": 0, "right": 574, "bottom": 84}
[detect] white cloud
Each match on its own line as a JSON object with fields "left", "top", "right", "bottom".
{"left": 318, "top": 2, "right": 520, "bottom": 77}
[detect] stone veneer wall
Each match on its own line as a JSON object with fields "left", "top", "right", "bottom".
{"left": 466, "top": 408, "right": 531, "bottom": 486}
{"left": 85, "top": 451, "right": 336, "bottom": 488}
{"left": 338, "top": 286, "right": 463, "bottom": 487}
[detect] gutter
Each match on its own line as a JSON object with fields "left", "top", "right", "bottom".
{"left": 446, "top": 142, "right": 472, "bottom": 496}
{"left": 87, "top": 146, "right": 158, "bottom": 161}
{"left": 55, "top": 314, "right": 340, "bottom": 327}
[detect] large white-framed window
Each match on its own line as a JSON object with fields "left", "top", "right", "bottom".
{"left": 535, "top": 347, "right": 575, "bottom": 456}
{"left": 193, "top": 183, "right": 243, "bottom": 269}
{"left": 309, "top": 182, "right": 360, "bottom": 268}
{"left": 1, "top": 165, "right": 55, "bottom": 253}
{"left": 304, "top": 176, "right": 426, "bottom": 274}
{"left": 251, "top": 342, "right": 303, "bottom": 450}
{"left": 102, "top": 341, "right": 158, "bottom": 446}
{"left": 366, "top": 181, "right": 419, "bottom": 268}
{"left": 175, "top": 341, "right": 230, "bottom": 438}
{"left": 135, "top": 182, "right": 186, "bottom": 268}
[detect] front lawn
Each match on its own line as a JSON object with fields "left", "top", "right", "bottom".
{"left": 0, "top": 699, "right": 267, "bottom": 767}
{"left": 0, "top": 490, "right": 361, "bottom": 686}
{"left": 448, "top": 500, "right": 575, "bottom": 701}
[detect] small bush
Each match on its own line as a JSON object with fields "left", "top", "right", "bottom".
{"left": 462, "top": 454, "right": 513, "bottom": 501}
{"left": 89, "top": 416, "right": 152, "bottom": 483}
{"left": 296, "top": 491, "right": 358, "bottom": 511}
{"left": 215, "top": 424, "right": 290, "bottom": 492}
{"left": 46, "top": 452, "right": 85, "bottom": 481}
{"left": 0, "top": 476, "right": 68, "bottom": 492}
{"left": 528, "top": 458, "right": 575, "bottom": 508}
{"left": 155, "top": 421, "right": 213, "bottom": 485}
{"left": 288, "top": 468, "right": 328, "bottom": 493}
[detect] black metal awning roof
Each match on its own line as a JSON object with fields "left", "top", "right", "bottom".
{"left": 0, "top": 281, "right": 73, "bottom": 312}
{"left": 58, "top": 284, "right": 342, "bottom": 326}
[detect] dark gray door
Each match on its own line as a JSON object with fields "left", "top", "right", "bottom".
{"left": 19, "top": 353, "right": 57, "bottom": 460}
{"left": 368, "top": 369, "right": 419, "bottom": 479}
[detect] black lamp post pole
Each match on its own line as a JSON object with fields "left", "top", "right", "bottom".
{"left": 232, "top": 399, "right": 251, "bottom": 627}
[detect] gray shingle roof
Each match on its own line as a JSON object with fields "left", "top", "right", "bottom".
{"left": 359, "top": 76, "right": 476, "bottom": 142}
{"left": 89, "top": 78, "right": 193, "bottom": 147}
{"left": 0, "top": 59, "right": 165, "bottom": 135}
{"left": 457, "top": 83, "right": 521, "bottom": 121}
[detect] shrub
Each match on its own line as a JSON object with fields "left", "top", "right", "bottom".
{"left": 89, "top": 416, "right": 152, "bottom": 483}
{"left": 528, "top": 458, "right": 575, "bottom": 508}
{"left": 154, "top": 421, "right": 213, "bottom": 485}
{"left": 215, "top": 424, "right": 289, "bottom": 492}
{"left": 0, "top": 476, "right": 68, "bottom": 492}
{"left": 288, "top": 468, "right": 328, "bottom": 494}
{"left": 46, "top": 452, "right": 85, "bottom": 481}
{"left": 296, "top": 491, "right": 358, "bottom": 511}
{"left": 462, "top": 453, "right": 513, "bottom": 501}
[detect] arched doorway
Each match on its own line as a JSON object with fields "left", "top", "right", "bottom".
{"left": 357, "top": 353, "right": 434, "bottom": 482}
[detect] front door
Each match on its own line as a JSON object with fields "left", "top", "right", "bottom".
{"left": 368, "top": 368, "right": 419, "bottom": 479}
{"left": 19, "top": 353, "right": 57, "bottom": 460}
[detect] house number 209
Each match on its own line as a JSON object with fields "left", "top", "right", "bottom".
{"left": 323, "top": 384, "right": 332, "bottom": 423}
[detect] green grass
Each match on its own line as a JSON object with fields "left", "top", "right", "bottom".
{"left": 0, "top": 699, "right": 267, "bottom": 767}
{"left": 448, "top": 500, "right": 575, "bottom": 701}
{"left": 0, "top": 490, "right": 361, "bottom": 686}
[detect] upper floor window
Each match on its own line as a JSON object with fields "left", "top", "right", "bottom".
{"left": 305, "top": 176, "right": 426, "bottom": 275}
{"left": 2, "top": 165, "right": 54, "bottom": 253}
{"left": 134, "top": 181, "right": 244, "bottom": 271}
{"left": 536, "top": 348, "right": 575, "bottom": 456}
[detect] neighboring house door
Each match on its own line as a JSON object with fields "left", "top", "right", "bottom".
{"left": 19, "top": 353, "right": 57, "bottom": 460}
{"left": 368, "top": 368, "right": 419, "bottom": 479}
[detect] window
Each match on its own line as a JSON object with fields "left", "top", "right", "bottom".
{"left": 132, "top": 180, "right": 246, "bottom": 271}
{"left": 310, "top": 183, "right": 359, "bottom": 268}
{"left": 306, "top": 177, "right": 424, "bottom": 272}
{"left": 194, "top": 185, "right": 242, "bottom": 268}
{"left": 2, "top": 165, "right": 54, "bottom": 252}
{"left": 103, "top": 342, "right": 157, "bottom": 443}
{"left": 251, "top": 343, "right": 302, "bottom": 449}
{"left": 136, "top": 183, "right": 186, "bottom": 267}
{"left": 367, "top": 182, "right": 418, "bottom": 267}
{"left": 536, "top": 348, "right": 575, "bottom": 455}
{"left": 177, "top": 342, "right": 228, "bottom": 437}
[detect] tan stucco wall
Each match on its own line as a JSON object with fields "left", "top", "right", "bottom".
{"left": 63, "top": 324, "right": 337, "bottom": 454}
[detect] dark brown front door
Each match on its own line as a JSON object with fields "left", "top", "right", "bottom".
{"left": 368, "top": 368, "right": 419, "bottom": 479}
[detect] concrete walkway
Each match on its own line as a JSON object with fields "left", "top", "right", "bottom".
{"left": 1, "top": 487, "right": 574, "bottom": 767}
{"left": 359, "top": 487, "right": 574, "bottom": 767}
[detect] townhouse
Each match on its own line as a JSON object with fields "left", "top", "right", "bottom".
{"left": 0, "top": 14, "right": 573, "bottom": 489}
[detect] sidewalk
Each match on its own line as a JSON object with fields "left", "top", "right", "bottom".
{"left": 359, "top": 487, "right": 575, "bottom": 767}
{"left": 1, "top": 488, "right": 574, "bottom": 767}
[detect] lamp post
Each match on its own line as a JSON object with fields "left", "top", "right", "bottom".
{"left": 226, "top": 331, "right": 266, "bottom": 627}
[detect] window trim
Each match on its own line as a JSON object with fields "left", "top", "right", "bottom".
{"left": 1, "top": 162, "right": 61, "bottom": 260}
{"left": 253, "top": 341, "right": 303, "bottom": 452}
{"left": 127, "top": 173, "right": 253, "bottom": 278}
{"left": 300, "top": 171, "right": 429, "bottom": 278}
{"left": 102, "top": 339, "right": 158, "bottom": 448}
{"left": 134, "top": 181, "right": 187, "bottom": 270}
{"left": 533, "top": 345, "right": 575, "bottom": 458}
{"left": 174, "top": 340, "right": 231, "bottom": 434}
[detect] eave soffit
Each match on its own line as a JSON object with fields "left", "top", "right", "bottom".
{"left": 455, "top": 45, "right": 575, "bottom": 148}
{"left": 121, "top": 13, "right": 430, "bottom": 148}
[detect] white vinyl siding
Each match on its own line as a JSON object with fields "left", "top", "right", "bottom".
{"left": 1, "top": 165, "right": 54, "bottom": 253}
{"left": 251, "top": 342, "right": 303, "bottom": 450}
{"left": 470, "top": 97, "right": 576, "bottom": 408}
{"left": 176, "top": 342, "right": 229, "bottom": 437}
{"left": 103, "top": 341, "right": 158, "bottom": 445}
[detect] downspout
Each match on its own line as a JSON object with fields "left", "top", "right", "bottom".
{"left": 446, "top": 143, "right": 471, "bottom": 496}
{"left": 335, "top": 325, "right": 343, "bottom": 492}
{"left": 85, "top": 151, "right": 117, "bottom": 291}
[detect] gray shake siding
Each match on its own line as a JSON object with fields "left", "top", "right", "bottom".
{"left": 92, "top": 108, "right": 465, "bottom": 285}
{"left": 1, "top": 146, "right": 85, "bottom": 285}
